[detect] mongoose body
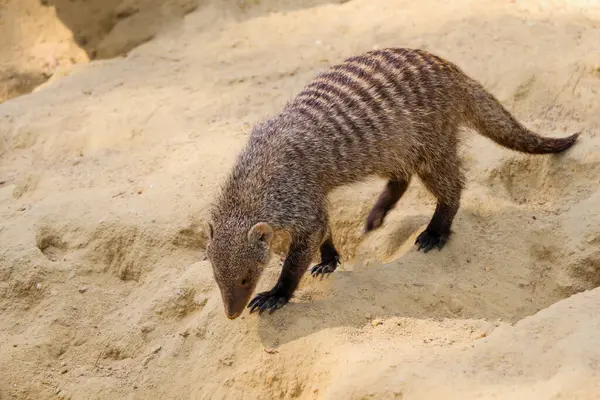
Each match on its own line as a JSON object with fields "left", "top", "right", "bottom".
{"left": 206, "top": 47, "right": 579, "bottom": 319}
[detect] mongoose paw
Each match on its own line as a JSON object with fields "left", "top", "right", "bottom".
{"left": 310, "top": 254, "right": 340, "bottom": 278}
{"left": 415, "top": 229, "right": 448, "bottom": 253}
{"left": 248, "top": 291, "right": 290, "bottom": 315}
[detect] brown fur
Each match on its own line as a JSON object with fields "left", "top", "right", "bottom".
{"left": 206, "top": 47, "right": 579, "bottom": 319}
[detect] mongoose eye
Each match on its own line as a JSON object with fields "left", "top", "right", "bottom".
{"left": 240, "top": 277, "right": 250, "bottom": 288}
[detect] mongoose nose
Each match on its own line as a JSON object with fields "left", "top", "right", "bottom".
{"left": 227, "top": 311, "right": 241, "bottom": 320}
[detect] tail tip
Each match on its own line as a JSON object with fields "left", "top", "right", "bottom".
{"left": 554, "top": 131, "right": 580, "bottom": 152}
{"left": 569, "top": 131, "right": 581, "bottom": 141}
{"left": 567, "top": 131, "right": 581, "bottom": 145}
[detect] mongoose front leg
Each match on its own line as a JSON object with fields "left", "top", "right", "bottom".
{"left": 365, "top": 176, "right": 411, "bottom": 232}
{"left": 248, "top": 235, "right": 317, "bottom": 315}
{"left": 310, "top": 235, "right": 341, "bottom": 278}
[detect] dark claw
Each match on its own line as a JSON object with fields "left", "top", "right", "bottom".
{"left": 248, "top": 294, "right": 263, "bottom": 313}
{"left": 259, "top": 299, "right": 270, "bottom": 314}
{"left": 249, "top": 301, "right": 261, "bottom": 314}
{"left": 311, "top": 255, "right": 340, "bottom": 278}
{"left": 311, "top": 263, "right": 335, "bottom": 277}
{"left": 247, "top": 290, "right": 290, "bottom": 315}
{"left": 415, "top": 229, "right": 448, "bottom": 253}
{"left": 259, "top": 296, "right": 281, "bottom": 314}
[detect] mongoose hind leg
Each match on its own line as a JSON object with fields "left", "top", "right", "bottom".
{"left": 311, "top": 234, "right": 341, "bottom": 278}
{"left": 365, "top": 176, "right": 411, "bottom": 232}
{"left": 415, "top": 154, "right": 464, "bottom": 253}
{"left": 415, "top": 203, "right": 457, "bottom": 252}
{"left": 248, "top": 232, "right": 321, "bottom": 315}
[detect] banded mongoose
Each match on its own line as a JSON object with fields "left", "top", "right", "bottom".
{"left": 206, "top": 47, "right": 579, "bottom": 319}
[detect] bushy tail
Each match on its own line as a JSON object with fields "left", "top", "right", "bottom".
{"left": 467, "top": 80, "right": 579, "bottom": 154}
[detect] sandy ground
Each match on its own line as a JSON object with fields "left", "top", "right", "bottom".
{"left": 1, "top": 0, "right": 600, "bottom": 399}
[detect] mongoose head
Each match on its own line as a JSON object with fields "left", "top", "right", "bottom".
{"left": 205, "top": 219, "right": 274, "bottom": 319}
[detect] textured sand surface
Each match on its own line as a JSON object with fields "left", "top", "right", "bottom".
{"left": 1, "top": 0, "right": 600, "bottom": 399}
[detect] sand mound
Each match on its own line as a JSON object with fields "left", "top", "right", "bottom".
{"left": 1, "top": 0, "right": 600, "bottom": 399}
{"left": 0, "top": 0, "right": 200, "bottom": 103}
{"left": 0, "top": 0, "right": 352, "bottom": 103}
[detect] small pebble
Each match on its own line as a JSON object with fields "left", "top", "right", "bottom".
{"left": 78, "top": 287, "right": 88, "bottom": 293}
{"left": 448, "top": 298, "right": 463, "bottom": 314}
{"left": 371, "top": 319, "right": 383, "bottom": 327}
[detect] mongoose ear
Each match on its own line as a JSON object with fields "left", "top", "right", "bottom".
{"left": 247, "top": 222, "right": 274, "bottom": 245}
